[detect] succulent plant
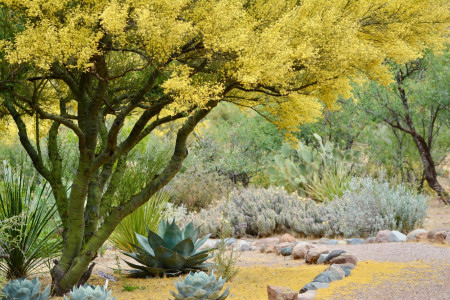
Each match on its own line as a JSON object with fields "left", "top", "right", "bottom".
{"left": 122, "top": 219, "right": 214, "bottom": 276}
{"left": 63, "top": 281, "right": 116, "bottom": 300}
{"left": 1, "top": 278, "right": 50, "bottom": 300}
{"left": 170, "top": 271, "right": 229, "bottom": 300}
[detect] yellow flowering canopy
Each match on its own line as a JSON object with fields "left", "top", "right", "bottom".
{"left": 1, "top": 0, "right": 448, "bottom": 134}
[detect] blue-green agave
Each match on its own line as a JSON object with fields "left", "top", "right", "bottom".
{"left": 122, "top": 219, "right": 214, "bottom": 276}
{"left": 1, "top": 278, "right": 50, "bottom": 300}
{"left": 170, "top": 271, "right": 229, "bottom": 300}
{"left": 63, "top": 282, "right": 116, "bottom": 300}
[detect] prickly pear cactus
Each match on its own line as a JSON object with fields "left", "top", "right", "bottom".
{"left": 1, "top": 278, "right": 50, "bottom": 300}
{"left": 170, "top": 271, "right": 229, "bottom": 300}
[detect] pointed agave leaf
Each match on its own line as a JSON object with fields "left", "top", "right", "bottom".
{"left": 216, "top": 287, "right": 230, "bottom": 300}
{"left": 163, "top": 221, "right": 183, "bottom": 249}
{"left": 185, "top": 252, "right": 210, "bottom": 267}
{"left": 154, "top": 245, "right": 176, "bottom": 262}
{"left": 172, "top": 238, "right": 195, "bottom": 258}
{"left": 161, "top": 252, "right": 187, "bottom": 270}
{"left": 182, "top": 221, "right": 195, "bottom": 240}
{"left": 122, "top": 260, "right": 165, "bottom": 276}
{"left": 193, "top": 234, "right": 211, "bottom": 252}
{"left": 147, "top": 228, "right": 169, "bottom": 251}
{"left": 158, "top": 219, "right": 169, "bottom": 236}
{"left": 135, "top": 233, "right": 154, "bottom": 256}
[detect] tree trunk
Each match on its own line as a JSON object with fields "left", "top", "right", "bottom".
{"left": 411, "top": 134, "right": 449, "bottom": 204}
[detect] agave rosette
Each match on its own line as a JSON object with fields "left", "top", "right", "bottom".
{"left": 171, "top": 271, "right": 230, "bottom": 300}
{"left": 122, "top": 219, "right": 213, "bottom": 276}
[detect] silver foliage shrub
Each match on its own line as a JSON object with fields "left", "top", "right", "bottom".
{"left": 191, "top": 176, "right": 428, "bottom": 238}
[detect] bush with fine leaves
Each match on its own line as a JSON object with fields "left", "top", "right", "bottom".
{"left": 193, "top": 177, "right": 428, "bottom": 238}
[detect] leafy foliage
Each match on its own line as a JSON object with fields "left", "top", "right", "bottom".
{"left": 122, "top": 220, "right": 214, "bottom": 277}
{"left": 170, "top": 271, "right": 229, "bottom": 300}
{"left": 0, "top": 163, "right": 61, "bottom": 279}
{"left": 1, "top": 278, "right": 50, "bottom": 300}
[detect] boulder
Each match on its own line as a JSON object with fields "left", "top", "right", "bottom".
{"left": 280, "top": 234, "right": 297, "bottom": 244}
{"left": 234, "top": 240, "right": 251, "bottom": 251}
{"left": 327, "top": 239, "right": 339, "bottom": 245}
{"left": 406, "top": 229, "right": 427, "bottom": 242}
{"left": 317, "top": 238, "right": 330, "bottom": 245}
{"left": 313, "top": 270, "right": 343, "bottom": 283}
{"left": 346, "top": 238, "right": 364, "bottom": 245}
{"left": 305, "top": 247, "right": 330, "bottom": 264}
{"left": 427, "top": 228, "right": 450, "bottom": 240}
{"left": 324, "top": 250, "right": 346, "bottom": 264}
{"left": 254, "top": 237, "right": 280, "bottom": 247}
{"left": 337, "top": 240, "right": 346, "bottom": 245}
{"left": 297, "top": 290, "right": 317, "bottom": 300}
{"left": 281, "top": 247, "right": 294, "bottom": 256}
{"left": 328, "top": 253, "right": 358, "bottom": 266}
{"left": 267, "top": 286, "right": 298, "bottom": 300}
{"left": 388, "top": 231, "right": 406, "bottom": 242}
{"left": 416, "top": 232, "right": 428, "bottom": 242}
{"left": 376, "top": 230, "right": 391, "bottom": 243}
{"left": 317, "top": 254, "right": 328, "bottom": 264}
{"left": 292, "top": 242, "right": 314, "bottom": 260}
{"left": 275, "top": 242, "right": 295, "bottom": 255}
{"left": 435, "top": 231, "right": 447, "bottom": 243}
{"left": 299, "top": 282, "right": 329, "bottom": 294}
{"left": 201, "top": 239, "right": 217, "bottom": 249}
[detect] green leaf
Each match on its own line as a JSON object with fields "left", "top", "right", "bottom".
{"left": 172, "top": 238, "right": 195, "bottom": 258}
{"left": 163, "top": 220, "right": 183, "bottom": 249}
{"left": 147, "top": 228, "right": 169, "bottom": 251}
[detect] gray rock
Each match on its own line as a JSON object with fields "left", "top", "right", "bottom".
{"left": 234, "top": 240, "right": 250, "bottom": 251}
{"left": 388, "top": 230, "right": 406, "bottom": 242}
{"left": 313, "top": 270, "right": 343, "bottom": 283}
{"left": 346, "top": 238, "right": 364, "bottom": 245}
{"left": 427, "top": 228, "right": 450, "bottom": 240}
{"left": 341, "top": 267, "right": 352, "bottom": 277}
{"left": 281, "top": 247, "right": 293, "bottom": 256}
{"left": 317, "top": 238, "right": 330, "bottom": 245}
{"left": 324, "top": 250, "right": 346, "bottom": 263}
{"left": 406, "top": 229, "right": 427, "bottom": 242}
{"left": 337, "top": 263, "right": 356, "bottom": 270}
{"left": 317, "top": 254, "right": 328, "bottom": 264}
{"left": 216, "top": 238, "right": 237, "bottom": 247}
{"left": 326, "top": 264, "right": 346, "bottom": 279}
{"left": 327, "top": 239, "right": 338, "bottom": 245}
{"left": 299, "top": 282, "right": 330, "bottom": 294}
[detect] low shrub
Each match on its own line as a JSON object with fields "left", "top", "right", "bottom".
{"left": 192, "top": 177, "right": 428, "bottom": 238}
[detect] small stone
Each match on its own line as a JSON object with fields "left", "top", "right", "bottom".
{"left": 281, "top": 247, "right": 293, "bottom": 256}
{"left": 388, "top": 231, "right": 406, "bottom": 242}
{"left": 324, "top": 250, "right": 346, "bottom": 264}
{"left": 366, "top": 237, "right": 377, "bottom": 244}
{"left": 329, "top": 253, "right": 358, "bottom": 266}
{"left": 280, "top": 234, "right": 297, "bottom": 244}
{"left": 427, "top": 228, "right": 450, "bottom": 240}
{"left": 346, "top": 238, "right": 364, "bottom": 245}
{"left": 317, "top": 254, "right": 328, "bottom": 264}
{"left": 317, "top": 238, "right": 330, "bottom": 245}
{"left": 326, "top": 264, "right": 346, "bottom": 279}
{"left": 254, "top": 238, "right": 280, "bottom": 247}
{"left": 435, "top": 231, "right": 447, "bottom": 243}
{"left": 297, "top": 290, "right": 317, "bottom": 300}
{"left": 376, "top": 230, "right": 391, "bottom": 243}
{"left": 299, "top": 282, "right": 329, "bottom": 294}
{"left": 406, "top": 229, "right": 427, "bottom": 242}
{"left": 267, "top": 286, "right": 298, "bottom": 300}
{"left": 275, "top": 242, "right": 295, "bottom": 255}
{"left": 305, "top": 247, "right": 330, "bottom": 264}
{"left": 292, "top": 242, "right": 314, "bottom": 260}
{"left": 263, "top": 245, "right": 275, "bottom": 254}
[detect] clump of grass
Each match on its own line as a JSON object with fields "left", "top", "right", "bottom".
{"left": 213, "top": 221, "right": 240, "bottom": 281}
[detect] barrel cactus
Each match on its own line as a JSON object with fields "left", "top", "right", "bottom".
{"left": 63, "top": 282, "right": 116, "bottom": 300}
{"left": 1, "top": 278, "right": 50, "bottom": 300}
{"left": 170, "top": 271, "right": 229, "bottom": 300}
{"left": 123, "top": 219, "right": 214, "bottom": 276}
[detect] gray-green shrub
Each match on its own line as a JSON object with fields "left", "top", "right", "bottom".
{"left": 192, "top": 177, "right": 428, "bottom": 238}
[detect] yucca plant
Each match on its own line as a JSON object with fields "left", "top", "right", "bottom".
{"left": 109, "top": 190, "right": 170, "bottom": 252}
{"left": 0, "top": 163, "right": 62, "bottom": 279}
{"left": 122, "top": 219, "right": 214, "bottom": 277}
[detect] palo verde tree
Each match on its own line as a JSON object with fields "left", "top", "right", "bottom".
{"left": 357, "top": 51, "right": 450, "bottom": 203}
{"left": 0, "top": 0, "right": 448, "bottom": 295}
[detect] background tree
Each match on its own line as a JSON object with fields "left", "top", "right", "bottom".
{"left": 0, "top": 0, "right": 448, "bottom": 295}
{"left": 356, "top": 51, "right": 449, "bottom": 203}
